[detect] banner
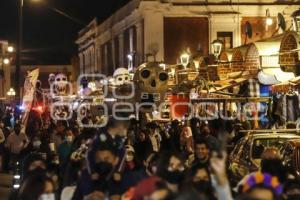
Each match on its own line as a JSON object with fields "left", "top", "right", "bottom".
{"left": 21, "top": 68, "right": 40, "bottom": 125}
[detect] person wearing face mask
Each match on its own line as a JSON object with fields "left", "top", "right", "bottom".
{"left": 119, "top": 145, "right": 148, "bottom": 193}
{"left": 58, "top": 129, "right": 74, "bottom": 166}
{"left": 18, "top": 174, "right": 55, "bottom": 200}
{"left": 155, "top": 151, "right": 185, "bottom": 193}
{"left": 183, "top": 163, "right": 217, "bottom": 200}
{"left": 72, "top": 132, "right": 121, "bottom": 200}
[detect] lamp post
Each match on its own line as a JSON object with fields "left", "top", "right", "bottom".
{"left": 180, "top": 53, "right": 190, "bottom": 69}
{"left": 211, "top": 39, "right": 223, "bottom": 60}
{"left": 292, "top": 9, "right": 300, "bottom": 32}
{"left": 7, "top": 88, "right": 16, "bottom": 102}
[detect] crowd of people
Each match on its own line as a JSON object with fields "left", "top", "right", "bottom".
{"left": 0, "top": 109, "right": 300, "bottom": 200}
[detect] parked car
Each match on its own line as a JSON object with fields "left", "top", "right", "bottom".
{"left": 281, "top": 139, "right": 300, "bottom": 178}
{"left": 228, "top": 133, "right": 300, "bottom": 185}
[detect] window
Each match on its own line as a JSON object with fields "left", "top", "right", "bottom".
{"left": 217, "top": 32, "right": 233, "bottom": 50}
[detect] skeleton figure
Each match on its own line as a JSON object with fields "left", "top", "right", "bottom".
{"left": 113, "top": 68, "right": 131, "bottom": 86}
{"left": 54, "top": 73, "right": 68, "bottom": 96}
{"left": 48, "top": 73, "right": 55, "bottom": 87}
{"left": 134, "top": 62, "right": 169, "bottom": 112}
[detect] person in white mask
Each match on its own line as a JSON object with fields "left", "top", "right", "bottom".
{"left": 58, "top": 129, "right": 74, "bottom": 166}
{"left": 18, "top": 174, "right": 55, "bottom": 200}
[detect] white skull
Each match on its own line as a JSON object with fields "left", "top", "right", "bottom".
{"left": 134, "top": 62, "right": 169, "bottom": 112}
{"left": 113, "top": 68, "right": 130, "bottom": 86}
{"left": 54, "top": 73, "right": 68, "bottom": 95}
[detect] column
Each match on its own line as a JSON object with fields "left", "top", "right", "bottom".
{"left": 135, "top": 21, "right": 143, "bottom": 64}
{"left": 79, "top": 53, "right": 83, "bottom": 74}
{"left": 143, "top": 10, "right": 164, "bottom": 62}
{"left": 111, "top": 39, "right": 116, "bottom": 70}
{"left": 104, "top": 44, "right": 108, "bottom": 75}
{"left": 129, "top": 27, "right": 134, "bottom": 52}
{"left": 118, "top": 33, "right": 124, "bottom": 67}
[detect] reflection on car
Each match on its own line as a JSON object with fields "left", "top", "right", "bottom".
{"left": 228, "top": 132, "right": 300, "bottom": 185}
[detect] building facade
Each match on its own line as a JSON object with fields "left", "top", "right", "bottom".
{"left": 76, "top": 0, "right": 300, "bottom": 75}
{"left": 0, "top": 41, "right": 12, "bottom": 99}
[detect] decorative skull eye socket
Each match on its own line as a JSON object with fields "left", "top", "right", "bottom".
{"left": 62, "top": 77, "right": 67, "bottom": 81}
{"left": 118, "top": 77, "right": 123, "bottom": 81}
{"left": 56, "top": 78, "right": 61, "bottom": 81}
{"left": 124, "top": 76, "right": 128, "bottom": 81}
{"left": 141, "top": 69, "right": 150, "bottom": 79}
{"left": 159, "top": 72, "right": 168, "bottom": 81}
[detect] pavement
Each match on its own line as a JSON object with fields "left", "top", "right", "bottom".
{"left": 0, "top": 173, "right": 12, "bottom": 200}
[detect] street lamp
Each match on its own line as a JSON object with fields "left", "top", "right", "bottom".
{"left": 7, "top": 46, "right": 14, "bottom": 53}
{"left": 211, "top": 39, "right": 223, "bottom": 59}
{"left": 266, "top": 9, "right": 273, "bottom": 26}
{"left": 292, "top": 9, "right": 300, "bottom": 32}
{"left": 7, "top": 88, "right": 16, "bottom": 97}
{"left": 180, "top": 53, "right": 190, "bottom": 69}
{"left": 3, "top": 58, "right": 10, "bottom": 65}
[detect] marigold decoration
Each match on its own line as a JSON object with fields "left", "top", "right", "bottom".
{"left": 242, "top": 172, "right": 283, "bottom": 195}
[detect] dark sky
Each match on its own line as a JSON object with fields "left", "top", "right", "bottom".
{"left": 0, "top": 0, "right": 130, "bottom": 65}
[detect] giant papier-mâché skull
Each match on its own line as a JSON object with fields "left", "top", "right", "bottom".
{"left": 113, "top": 68, "right": 131, "bottom": 86}
{"left": 134, "top": 62, "right": 169, "bottom": 112}
{"left": 54, "top": 73, "right": 68, "bottom": 96}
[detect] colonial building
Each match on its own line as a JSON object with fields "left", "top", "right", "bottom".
{"left": 0, "top": 40, "right": 12, "bottom": 98}
{"left": 76, "top": 0, "right": 300, "bottom": 75}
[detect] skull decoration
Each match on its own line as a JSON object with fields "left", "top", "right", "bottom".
{"left": 54, "top": 73, "right": 68, "bottom": 96}
{"left": 134, "top": 62, "right": 169, "bottom": 112}
{"left": 48, "top": 73, "right": 55, "bottom": 87}
{"left": 113, "top": 68, "right": 131, "bottom": 86}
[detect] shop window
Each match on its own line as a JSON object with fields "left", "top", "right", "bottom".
{"left": 217, "top": 32, "right": 233, "bottom": 50}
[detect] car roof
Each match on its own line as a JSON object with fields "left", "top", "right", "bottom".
{"left": 247, "top": 133, "right": 300, "bottom": 139}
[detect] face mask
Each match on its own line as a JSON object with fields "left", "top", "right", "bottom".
{"left": 94, "top": 162, "right": 113, "bottom": 177}
{"left": 66, "top": 136, "right": 73, "bottom": 143}
{"left": 33, "top": 141, "right": 41, "bottom": 148}
{"left": 126, "top": 155, "right": 134, "bottom": 162}
{"left": 163, "top": 170, "right": 184, "bottom": 184}
{"left": 39, "top": 193, "right": 55, "bottom": 200}
{"left": 193, "top": 180, "right": 213, "bottom": 194}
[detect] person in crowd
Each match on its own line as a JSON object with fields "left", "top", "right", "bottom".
{"left": 50, "top": 122, "right": 65, "bottom": 150}
{"left": 155, "top": 151, "right": 185, "bottom": 193}
{"left": 147, "top": 122, "right": 161, "bottom": 153}
{"left": 5, "top": 123, "right": 28, "bottom": 168}
{"left": 134, "top": 129, "right": 152, "bottom": 165}
{"left": 18, "top": 174, "right": 55, "bottom": 200}
{"left": 183, "top": 163, "right": 217, "bottom": 199}
{"left": 72, "top": 132, "right": 122, "bottom": 200}
{"left": 0, "top": 120, "right": 5, "bottom": 171}
{"left": 180, "top": 126, "right": 194, "bottom": 156}
{"left": 199, "top": 124, "right": 219, "bottom": 151}
{"left": 58, "top": 128, "right": 74, "bottom": 165}
{"left": 192, "top": 138, "right": 211, "bottom": 167}
{"left": 239, "top": 172, "right": 282, "bottom": 200}
{"left": 169, "top": 120, "right": 181, "bottom": 152}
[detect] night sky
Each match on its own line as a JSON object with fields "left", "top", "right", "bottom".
{"left": 0, "top": 0, "right": 130, "bottom": 65}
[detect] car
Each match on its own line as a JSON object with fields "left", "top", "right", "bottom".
{"left": 281, "top": 139, "right": 300, "bottom": 178}
{"left": 228, "top": 132, "right": 300, "bottom": 185}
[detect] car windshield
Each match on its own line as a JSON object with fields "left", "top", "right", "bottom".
{"left": 252, "top": 138, "right": 289, "bottom": 159}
